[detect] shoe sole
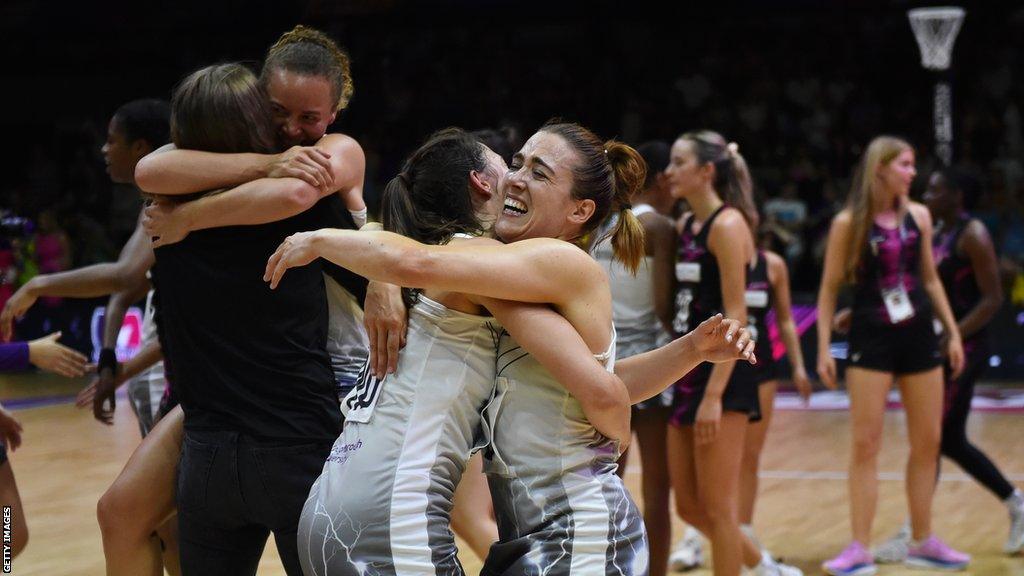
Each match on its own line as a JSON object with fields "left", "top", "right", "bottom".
{"left": 904, "top": 557, "right": 968, "bottom": 571}
{"left": 821, "top": 563, "right": 877, "bottom": 576}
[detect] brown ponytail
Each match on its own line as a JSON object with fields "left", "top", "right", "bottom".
{"left": 262, "top": 25, "right": 354, "bottom": 111}
{"left": 539, "top": 122, "right": 647, "bottom": 274}
{"left": 605, "top": 140, "right": 647, "bottom": 274}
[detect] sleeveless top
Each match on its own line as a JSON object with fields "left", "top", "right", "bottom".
{"left": 744, "top": 251, "right": 774, "bottom": 364}
{"left": 933, "top": 213, "right": 984, "bottom": 341}
{"left": 481, "top": 329, "right": 648, "bottom": 575}
{"left": 851, "top": 212, "right": 931, "bottom": 326}
{"left": 672, "top": 205, "right": 728, "bottom": 335}
{"left": 592, "top": 204, "right": 670, "bottom": 358}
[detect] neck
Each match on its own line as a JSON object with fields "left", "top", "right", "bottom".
{"left": 689, "top": 187, "right": 724, "bottom": 220}
{"left": 870, "top": 186, "right": 897, "bottom": 215}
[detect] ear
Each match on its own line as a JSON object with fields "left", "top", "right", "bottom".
{"left": 328, "top": 111, "right": 338, "bottom": 125}
{"left": 700, "top": 161, "right": 715, "bottom": 183}
{"left": 130, "top": 140, "right": 153, "bottom": 159}
{"left": 469, "top": 170, "right": 494, "bottom": 199}
{"left": 567, "top": 198, "right": 597, "bottom": 226}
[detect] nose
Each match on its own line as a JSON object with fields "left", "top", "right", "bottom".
{"left": 283, "top": 118, "right": 303, "bottom": 139}
{"left": 101, "top": 142, "right": 109, "bottom": 155}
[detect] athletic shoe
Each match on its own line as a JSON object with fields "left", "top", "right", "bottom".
{"left": 871, "top": 524, "right": 910, "bottom": 563}
{"left": 1006, "top": 495, "right": 1024, "bottom": 554}
{"left": 822, "top": 542, "right": 877, "bottom": 576}
{"left": 668, "top": 526, "right": 703, "bottom": 572}
{"left": 750, "top": 550, "right": 802, "bottom": 576}
{"left": 904, "top": 536, "right": 970, "bottom": 571}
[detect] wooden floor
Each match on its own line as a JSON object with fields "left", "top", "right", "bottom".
{"left": 2, "top": 373, "right": 1023, "bottom": 575}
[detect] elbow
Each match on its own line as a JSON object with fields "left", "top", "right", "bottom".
{"left": 588, "top": 374, "right": 630, "bottom": 413}
{"left": 284, "top": 181, "right": 321, "bottom": 213}
{"left": 133, "top": 156, "right": 163, "bottom": 194}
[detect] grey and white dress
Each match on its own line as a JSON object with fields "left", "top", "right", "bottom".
{"left": 298, "top": 293, "right": 501, "bottom": 576}
{"left": 481, "top": 330, "right": 649, "bottom": 575}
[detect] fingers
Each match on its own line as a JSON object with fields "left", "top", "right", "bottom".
{"left": 295, "top": 155, "right": 332, "bottom": 191}
{"left": 269, "top": 259, "right": 289, "bottom": 290}
{"left": 702, "top": 314, "right": 724, "bottom": 335}
{"left": 76, "top": 382, "right": 98, "bottom": 408}
{"left": 286, "top": 161, "right": 326, "bottom": 191}
{"left": 374, "top": 324, "right": 389, "bottom": 378}
{"left": 741, "top": 340, "right": 756, "bottom": 363}
{"left": 265, "top": 246, "right": 285, "bottom": 285}
{"left": 385, "top": 326, "right": 401, "bottom": 375}
{"left": 306, "top": 148, "right": 334, "bottom": 175}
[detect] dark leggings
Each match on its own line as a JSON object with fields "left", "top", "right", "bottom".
{"left": 939, "top": 342, "right": 1014, "bottom": 500}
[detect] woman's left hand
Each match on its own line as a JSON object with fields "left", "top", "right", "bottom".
{"left": 694, "top": 395, "right": 722, "bottom": 445}
{"left": 143, "top": 199, "right": 190, "bottom": 248}
{"left": 689, "top": 314, "right": 756, "bottom": 365}
{"left": 946, "top": 333, "right": 965, "bottom": 379}
{"left": 265, "top": 231, "right": 322, "bottom": 289}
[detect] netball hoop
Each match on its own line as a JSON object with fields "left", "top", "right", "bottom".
{"left": 908, "top": 6, "right": 965, "bottom": 166}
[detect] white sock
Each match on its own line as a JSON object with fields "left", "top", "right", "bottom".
{"left": 1005, "top": 488, "right": 1024, "bottom": 511}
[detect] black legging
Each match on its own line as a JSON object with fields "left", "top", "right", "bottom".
{"left": 939, "top": 341, "right": 1014, "bottom": 500}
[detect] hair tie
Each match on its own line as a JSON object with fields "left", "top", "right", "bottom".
{"left": 621, "top": 201, "right": 632, "bottom": 210}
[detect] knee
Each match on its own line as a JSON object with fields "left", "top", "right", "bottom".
{"left": 675, "top": 494, "right": 703, "bottom": 525}
{"left": 851, "top": 431, "right": 883, "bottom": 462}
{"left": 97, "top": 485, "right": 139, "bottom": 538}
{"left": 701, "top": 497, "right": 735, "bottom": 528}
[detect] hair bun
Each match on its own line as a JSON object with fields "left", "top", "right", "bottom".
{"left": 727, "top": 142, "right": 739, "bottom": 155}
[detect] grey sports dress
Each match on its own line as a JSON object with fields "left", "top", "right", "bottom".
{"left": 298, "top": 293, "right": 500, "bottom": 576}
{"left": 481, "top": 330, "right": 649, "bottom": 575}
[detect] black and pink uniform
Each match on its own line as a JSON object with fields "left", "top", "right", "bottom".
{"left": 847, "top": 212, "right": 943, "bottom": 375}
{"left": 734, "top": 251, "right": 777, "bottom": 385}
{"left": 933, "top": 213, "right": 1014, "bottom": 500}
{"left": 670, "top": 206, "right": 760, "bottom": 426}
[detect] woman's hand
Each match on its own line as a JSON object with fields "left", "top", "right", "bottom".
{"left": 793, "top": 365, "right": 813, "bottom": 403}
{"left": 689, "top": 314, "right": 756, "bottom": 365}
{"left": 0, "top": 282, "right": 39, "bottom": 341}
{"left": 266, "top": 146, "right": 334, "bottom": 192}
{"left": 946, "top": 332, "right": 965, "bottom": 379}
{"left": 695, "top": 395, "right": 722, "bottom": 445}
{"left": 832, "top": 308, "right": 852, "bottom": 334}
{"left": 363, "top": 281, "right": 408, "bottom": 378}
{"left": 817, "top": 353, "right": 838, "bottom": 390}
{"left": 28, "top": 332, "right": 88, "bottom": 377}
{"left": 76, "top": 364, "right": 126, "bottom": 425}
{"left": 265, "top": 231, "right": 323, "bottom": 289}
{"left": 143, "top": 199, "right": 191, "bottom": 248}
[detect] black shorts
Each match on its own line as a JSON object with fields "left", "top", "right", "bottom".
{"left": 735, "top": 353, "right": 778, "bottom": 386}
{"left": 847, "top": 316, "right": 943, "bottom": 375}
{"left": 670, "top": 362, "right": 761, "bottom": 426}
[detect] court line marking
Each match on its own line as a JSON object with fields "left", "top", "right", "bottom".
{"left": 625, "top": 469, "right": 1024, "bottom": 482}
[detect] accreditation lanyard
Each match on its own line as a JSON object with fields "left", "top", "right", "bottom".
{"left": 878, "top": 216, "right": 915, "bottom": 323}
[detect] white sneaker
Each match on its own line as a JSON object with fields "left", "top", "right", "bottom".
{"left": 751, "top": 551, "right": 803, "bottom": 576}
{"left": 669, "top": 526, "right": 704, "bottom": 572}
{"left": 872, "top": 524, "right": 910, "bottom": 564}
{"left": 1007, "top": 498, "right": 1024, "bottom": 554}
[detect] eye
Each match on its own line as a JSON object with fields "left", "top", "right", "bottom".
{"left": 533, "top": 170, "right": 547, "bottom": 180}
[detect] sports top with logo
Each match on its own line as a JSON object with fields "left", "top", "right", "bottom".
{"left": 847, "top": 211, "right": 942, "bottom": 375}
{"left": 481, "top": 329, "right": 648, "bottom": 576}
{"left": 733, "top": 251, "right": 776, "bottom": 385}
{"left": 933, "top": 213, "right": 984, "bottom": 342}
{"left": 298, "top": 292, "right": 501, "bottom": 576}
{"left": 669, "top": 206, "right": 761, "bottom": 426}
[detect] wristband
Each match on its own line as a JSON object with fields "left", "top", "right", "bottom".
{"left": 98, "top": 348, "right": 118, "bottom": 376}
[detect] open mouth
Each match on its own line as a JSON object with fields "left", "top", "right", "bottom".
{"left": 503, "top": 197, "right": 528, "bottom": 217}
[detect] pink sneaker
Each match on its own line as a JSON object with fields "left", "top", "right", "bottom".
{"left": 822, "top": 542, "right": 877, "bottom": 576}
{"left": 905, "top": 536, "right": 970, "bottom": 571}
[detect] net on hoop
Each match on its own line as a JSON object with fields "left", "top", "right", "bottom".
{"left": 908, "top": 7, "right": 965, "bottom": 70}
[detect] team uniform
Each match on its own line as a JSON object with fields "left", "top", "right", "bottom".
{"left": 298, "top": 284, "right": 501, "bottom": 575}
{"left": 733, "top": 251, "right": 777, "bottom": 386}
{"left": 670, "top": 206, "right": 760, "bottom": 425}
{"left": 593, "top": 205, "right": 672, "bottom": 408}
{"left": 481, "top": 330, "right": 648, "bottom": 576}
{"left": 125, "top": 289, "right": 167, "bottom": 437}
{"left": 846, "top": 212, "right": 942, "bottom": 375}
{"left": 933, "top": 213, "right": 1015, "bottom": 500}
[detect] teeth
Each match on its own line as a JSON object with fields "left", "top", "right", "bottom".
{"left": 504, "top": 198, "right": 528, "bottom": 214}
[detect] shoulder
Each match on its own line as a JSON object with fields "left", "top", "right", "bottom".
{"left": 639, "top": 211, "right": 675, "bottom": 240}
{"left": 317, "top": 133, "right": 365, "bottom": 162}
{"left": 708, "top": 206, "right": 752, "bottom": 241}
{"left": 907, "top": 201, "right": 932, "bottom": 230}
{"left": 962, "top": 218, "right": 994, "bottom": 252}
{"left": 765, "top": 250, "right": 787, "bottom": 283}
{"left": 829, "top": 208, "right": 853, "bottom": 235}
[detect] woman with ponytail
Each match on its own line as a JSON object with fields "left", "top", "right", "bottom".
{"left": 663, "top": 131, "right": 801, "bottom": 576}
{"left": 817, "top": 136, "right": 968, "bottom": 575}
{"left": 269, "top": 122, "right": 758, "bottom": 574}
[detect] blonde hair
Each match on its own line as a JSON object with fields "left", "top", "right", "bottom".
{"left": 263, "top": 25, "right": 354, "bottom": 111}
{"left": 844, "top": 135, "right": 913, "bottom": 282}
{"left": 678, "top": 131, "right": 757, "bottom": 231}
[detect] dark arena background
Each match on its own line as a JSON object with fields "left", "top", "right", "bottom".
{"left": 1, "top": 1, "right": 1023, "bottom": 575}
